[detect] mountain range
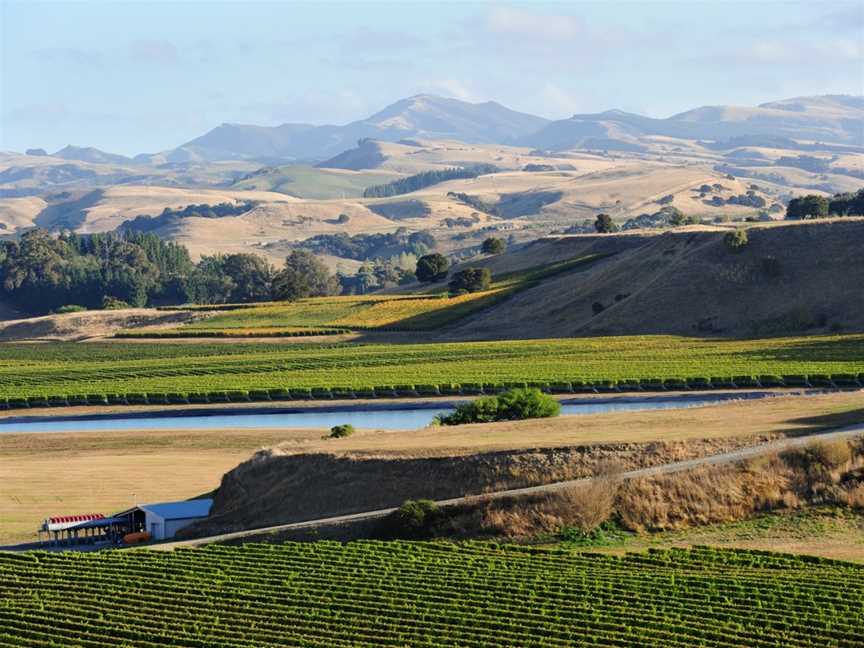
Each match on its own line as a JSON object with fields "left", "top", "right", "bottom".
{"left": 44, "top": 94, "right": 864, "bottom": 166}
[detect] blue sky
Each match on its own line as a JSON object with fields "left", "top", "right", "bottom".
{"left": 1, "top": 0, "right": 862, "bottom": 155}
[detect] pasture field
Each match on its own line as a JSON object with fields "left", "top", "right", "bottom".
{"left": 1, "top": 543, "right": 861, "bottom": 647}
{"left": 0, "top": 333, "right": 863, "bottom": 405}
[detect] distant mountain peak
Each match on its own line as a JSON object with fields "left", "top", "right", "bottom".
{"left": 52, "top": 145, "right": 131, "bottom": 165}
{"left": 168, "top": 94, "right": 549, "bottom": 163}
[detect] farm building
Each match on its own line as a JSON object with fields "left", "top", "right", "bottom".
{"left": 38, "top": 513, "right": 129, "bottom": 546}
{"left": 120, "top": 499, "right": 213, "bottom": 541}
{"left": 36, "top": 498, "right": 213, "bottom": 547}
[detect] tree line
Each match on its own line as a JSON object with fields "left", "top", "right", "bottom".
{"left": 786, "top": 189, "right": 864, "bottom": 220}
{"left": 0, "top": 229, "right": 340, "bottom": 315}
{"left": 297, "top": 229, "right": 435, "bottom": 261}
{"left": 362, "top": 164, "right": 499, "bottom": 198}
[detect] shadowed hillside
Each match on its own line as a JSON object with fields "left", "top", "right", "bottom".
{"left": 443, "top": 219, "right": 864, "bottom": 340}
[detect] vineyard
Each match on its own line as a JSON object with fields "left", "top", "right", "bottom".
{"left": 0, "top": 543, "right": 861, "bottom": 647}
{"left": 0, "top": 334, "right": 862, "bottom": 408}
{"left": 122, "top": 254, "right": 606, "bottom": 337}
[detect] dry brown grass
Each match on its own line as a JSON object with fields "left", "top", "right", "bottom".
{"left": 615, "top": 459, "right": 790, "bottom": 533}
{"left": 615, "top": 438, "right": 863, "bottom": 534}
{"left": 267, "top": 391, "right": 864, "bottom": 458}
{"left": 0, "top": 428, "right": 317, "bottom": 545}
{"left": 481, "top": 474, "right": 620, "bottom": 537}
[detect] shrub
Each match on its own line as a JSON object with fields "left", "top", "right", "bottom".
{"left": 448, "top": 267, "right": 491, "bottom": 294}
{"left": 435, "top": 388, "right": 560, "bottom": 425}
{"left": 385, "top": 499, "right": 442, "bottom": 539}
{"left": 55, "top": 305, "right": 87, "bottom": 314}
{"left": 481, "top": 237, "right": 505, "bottom": 255}
{"left": 724, "top": 228, "right": 748, "bottom": 252}
{"left": 591, "top": 301, "right": 605, "bottom": 315}
{"left": 415, "top": 253, "right": 450, "bottom": 283}
{"left": 552, "top": 475, "right": 620, "bottom": 533}
{"left": 102, "top": 296, "right": 132, "bottom": 310}
{"left": 329, "top": 424, "right": 355, "bottom": 438}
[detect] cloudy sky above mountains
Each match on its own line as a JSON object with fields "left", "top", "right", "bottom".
{"left": 1, "top": 0, "right": 862, "bottom": 155}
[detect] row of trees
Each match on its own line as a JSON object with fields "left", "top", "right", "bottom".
{"left": 1, "top": 227, "right": 510, "bottom": 314}
{"left": 362, "top": 165, "right": 498, "bottom": 198}
{"left": 786, "top": 189, "right": 864, "bottom": 220}
{"left": 413, "top": 236, "right": 503, "bottom": 296}
{"left": 298, "top": 229, "right": 434, "bottom": 261}
{"left": 0, "top": 229, "right": 342, "bottom": 314}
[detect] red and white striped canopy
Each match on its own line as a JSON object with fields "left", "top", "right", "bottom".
{"left": 43, "top": 513, "right": 104, "bottom": 532}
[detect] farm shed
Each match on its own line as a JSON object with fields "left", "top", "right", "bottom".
{"left": 131, "top": 499, "right": 213, "bottom": 541}
{"left": 38, "top": 513, "right": 130, "bottom": 546}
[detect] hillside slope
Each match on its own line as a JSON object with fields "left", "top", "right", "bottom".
{"left": 444, "top": 219, "right": 864, "bottom": 340}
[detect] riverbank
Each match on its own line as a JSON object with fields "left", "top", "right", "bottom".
{"left": 0, "top": 388, "right": 830, "bottom": 434}
{"left": 2, "top": 390, "right": 862, "bottom": 545}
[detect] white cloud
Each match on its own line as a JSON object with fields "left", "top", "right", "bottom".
{"left": 484, "top": 7, "right": 583, "bottom": 42}
{"left": 418, "top": 79, "right": 480, "bottom": 102}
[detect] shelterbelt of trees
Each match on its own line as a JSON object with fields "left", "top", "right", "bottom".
{"left": 0, "top": 229, "right": 350, "bottom": 315}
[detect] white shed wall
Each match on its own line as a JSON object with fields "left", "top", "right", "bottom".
{"left": 144, "top": 511, "right": 205, "bottom": 540}
{"left": 144, "top": 511, "right": 167, "bottom": 540}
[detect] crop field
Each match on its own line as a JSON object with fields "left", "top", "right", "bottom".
{"left": 123, "top": 254, "right": 606, "bottom": 337}
{"left": 175, "top": 291, "right": 511, "bottom": 333}
{"left": 0, "top": 543, "right": 861, "bottom": 647}
{"left": 0, "top": 334, "right": 863, "bottom": 407}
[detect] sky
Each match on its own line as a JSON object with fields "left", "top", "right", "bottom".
{"left": 1, "top": 0, "right": 862, "bottom": 156}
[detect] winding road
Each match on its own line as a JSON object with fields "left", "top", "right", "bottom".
{"left": 150, "top": 422, "right": 864, "bottom": 551}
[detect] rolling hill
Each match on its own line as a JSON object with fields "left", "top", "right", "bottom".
{"left": 442, "top": 218, "right": 864, "bottom": 340}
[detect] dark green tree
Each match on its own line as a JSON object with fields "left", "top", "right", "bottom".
{"left": 448, "top": 267, "right": 491, "bottom": 294}
{"left": 481, "top": 237, "right": 506, "bottom": 255}
{"left": 272, "top": 250, "right": 339, "bottom": 301}
{"left": 415, "top": 253, "right": 449, "bottom": 283}
{"left": 594, "top": 213, "right": 618, "bottom": 233}
{"left": 786, "top": 195, "right": 829, "bottom": 220}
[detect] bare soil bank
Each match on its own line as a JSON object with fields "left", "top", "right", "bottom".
{"left": 184, "top": 434, "right": 779, "bottom": 537}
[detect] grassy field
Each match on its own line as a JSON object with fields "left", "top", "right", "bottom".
{"left": 2, "top": 392, "right": 862, "bottom": 546}
{"left": 1, "top": 543, "right": 861, "bottom": 647}
{"left": 229, "top": 164, "right": 400, "bottom": 199}
{"left": 0, "top": 428, "right": 310, "bottom": 545}
{"left": 177, "top": 291, "right": 511, "bottom": 333}
{"left": 562, "top": 507, "right": 864, "bottom": 564}
{"left": 1, "top": 333, "right": 863, "bottom": 403}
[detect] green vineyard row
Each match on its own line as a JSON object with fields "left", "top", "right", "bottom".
{"left": 0, "top": 373, "right": 861, "bottom": 411}
{"left": 0, "top": 543, "right": 861, "bottom": 647}
{"left": 1, "top": 334, "right": 862, "bottom": 406}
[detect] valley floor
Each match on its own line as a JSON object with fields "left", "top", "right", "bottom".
{"left": 2, "top": 390, "right": 862, "bottom": 546}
